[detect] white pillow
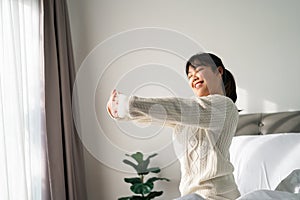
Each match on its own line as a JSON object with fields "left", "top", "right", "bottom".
{"left": 229, "top": 133, "right": 300, "bottom": 195}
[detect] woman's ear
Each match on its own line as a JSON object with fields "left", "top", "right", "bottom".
{"left": 217, "top": 66, "right": 224, "bottom": 75}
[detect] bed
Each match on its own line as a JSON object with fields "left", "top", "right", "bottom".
{"left": 230, "top": 110, "right": 300, "bottom": 199}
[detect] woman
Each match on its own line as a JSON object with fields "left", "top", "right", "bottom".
{"left": 107, "top": 53, "right": 241, "bottom": 200}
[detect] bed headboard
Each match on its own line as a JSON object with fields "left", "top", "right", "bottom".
{"left": 235, "top": 110, "right": 300, "bottom": 136}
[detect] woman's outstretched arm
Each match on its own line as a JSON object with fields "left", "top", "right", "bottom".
{"left": 107, "top": 89, "right": 237, "bottom": 128}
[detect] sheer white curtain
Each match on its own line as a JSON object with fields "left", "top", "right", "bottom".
{"left": 0, "top": 0, "right": 44, "bottom": 200}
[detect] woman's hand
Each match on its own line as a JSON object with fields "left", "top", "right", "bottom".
{"left": 107, "top": 89, "right": 119, "bottom": 118}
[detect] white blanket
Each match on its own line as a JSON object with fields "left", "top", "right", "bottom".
{"left": 237, "top": 190, "right": 300, "bottom": 200}
{"left": 237, "top": 169, "right": 300, "bottom": 199}
{"left": 230, "top": 133, "right": 300, "bottom": 200}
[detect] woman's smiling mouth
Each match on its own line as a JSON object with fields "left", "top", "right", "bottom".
{"left": 194, "top": 80, "right": 204, "bottom": 88}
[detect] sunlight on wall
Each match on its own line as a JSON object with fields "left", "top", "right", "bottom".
{"left": 236, "top": 87, "right": 249, "bottom": 113}
{"left": 237, "top": 87, "right": 281, "bottom": 114}
{"left": 263, "top": 99, "right": 278, "bottom": 113}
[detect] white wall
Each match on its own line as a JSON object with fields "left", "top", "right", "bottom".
{"left": 67, "top": 0, "right": 300, "bottom": 199}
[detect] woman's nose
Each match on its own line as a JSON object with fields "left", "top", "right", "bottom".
{"left": 192, "top": 75, "right": 199, "bottom": 81}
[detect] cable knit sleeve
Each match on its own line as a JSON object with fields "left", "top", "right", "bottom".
{"left": 119, "top": 94, "right": 236, "bottom": 128}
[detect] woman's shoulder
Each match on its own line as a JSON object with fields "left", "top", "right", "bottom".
{"left": 193, "top": 94, "right": 238, "bottom": 112}
{"left": 211, "top": 94, "right": 236, "bottom": 104}
{"left": 193, "top": 94, "right": 234, "bottom": 103}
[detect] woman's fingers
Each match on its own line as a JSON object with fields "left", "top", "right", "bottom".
{"left": 112, "top": 89, "right": 117, "bottom": 101}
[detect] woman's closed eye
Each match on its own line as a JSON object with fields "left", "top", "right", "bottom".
{"left": 195, "top": 67, "right": 205, "bottom": 72}
{"left": 188, "top": 67, "right": 204, "bottom": 79}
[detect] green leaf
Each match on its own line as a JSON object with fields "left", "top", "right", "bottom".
{"left": 130, "top": 182, "right": 154, "bottom": 195}
{"left": 125, "top": 152, "right": 150, "bottom": 174}
{"left": 146, "top": 153, "right": 158, "bottom": 160}
{"left": 145, "top": 167, "right": 160, "bottom": 174}
{"left": 146, "top": 191, "right": 163, "bottom": 199}
{"left": 142, "top": 153, "right": 158, "bottom": 173}
{"left": 128, "top": 152, "right": 143, "bottom": 163}
{"left": 123, "top": 159, "right": 138, "bottom": 171}
{"left": 124, "top": 177, "right": 142, "bottom": 185}
{"left": 137, "top": 166, "right": 150, "bottom": 175}
{"left": 124, "top": 152, "right": 162, "bottom": 175}
{"left": 146, "top": 177, "right": 170, "bottom": 184}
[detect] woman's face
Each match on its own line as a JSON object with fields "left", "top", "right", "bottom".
{"left": 187, "top": 65, "right": 223, "bottom": 97}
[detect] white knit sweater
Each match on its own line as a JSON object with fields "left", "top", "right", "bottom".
{"left": 116, "top": 94, "right": 241, "bottom": 200}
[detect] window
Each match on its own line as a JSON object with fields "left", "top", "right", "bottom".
{"left": 0, "top": 0, "right": 44, "bottom": 199}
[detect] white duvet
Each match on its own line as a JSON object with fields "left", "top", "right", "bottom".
{"left": 237, "top": 169, "right": 300, "bottom": 199}
{"left": 237, "top": 190, "right": 300, "bottom": 200}
{"left": 230, "top": 133, "right": 300, "bottom": 200}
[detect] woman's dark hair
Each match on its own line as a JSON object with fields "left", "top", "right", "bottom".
{"left": 186, "top": 53, "right": 237, "bottom": 103}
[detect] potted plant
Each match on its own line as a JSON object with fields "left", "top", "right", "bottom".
{"left": 118, "top": 152, "right": 170, "bottom": 200}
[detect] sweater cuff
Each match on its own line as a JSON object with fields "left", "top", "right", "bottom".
{"left": 117, "top": 94, "right": 129, "bottom": 118}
